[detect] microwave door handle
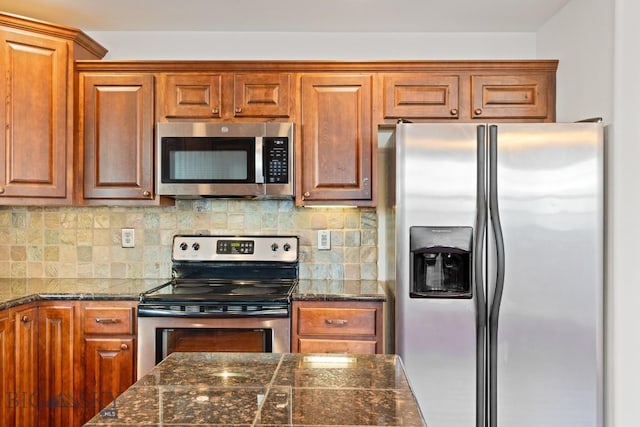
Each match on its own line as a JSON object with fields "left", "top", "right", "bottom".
{"left": 255, "top": 137, "right": 265, "bottom": 184}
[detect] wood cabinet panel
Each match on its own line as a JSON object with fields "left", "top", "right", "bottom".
{"left": 471, "top": 73, "right": 553, "bottom": 120}
{"left": 80, "top": 73, "right": 156, "bottom": 202}
{"left": 83, "top": 338, "right": 135, "bottom": 420}
{"left": 0, "top": 31, "right": 69, "bottom": 201}
{"left": 298, "top": 338, "right": 377, "bottom": 354}
{"left": 292, "top": 300, "right": 383, "bottom": 354}
{"left": 233, "top": 73, "right": 292, "bottom": 118}
{"left": 37, "top": 304, "right": 75, "bottom": 427}
{"left": 162, "top": 73, "right": 222, "bottom": 118}
{"left": 0, "top": 311, "right": 14, "bottom": 426}
{"left": 13, "top": 305, "right": 38, "bottom": 427}
{"left": 383, "top": 73, "right": 460, "bottom": 120}
{"left": 82, "top": 306, "right": 134, "bottom": 335}
{"left": 299, "top": 74, "right": 373, "bottom": 205}
{"left": 296, "top": 307, "right": 377, "bottom": 336}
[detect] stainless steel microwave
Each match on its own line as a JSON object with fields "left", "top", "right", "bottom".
{"left": 156, "top": 122, "right": 294, "bottom": 198}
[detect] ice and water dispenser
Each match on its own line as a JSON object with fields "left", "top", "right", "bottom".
{"left": 409, "top": 226, "right": 473, "bottom": 298}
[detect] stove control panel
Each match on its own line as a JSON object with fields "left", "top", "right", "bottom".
{"left": 172, "top": 235, "right": 298, "bottom": 262}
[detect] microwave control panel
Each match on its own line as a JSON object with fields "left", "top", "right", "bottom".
{"left": 264, "top": 137, "right": 289, "bottom": 183}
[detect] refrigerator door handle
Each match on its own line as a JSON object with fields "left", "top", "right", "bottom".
{"left": 474, "top": 125, "right": 487, "bottom": 427}
{"left": 488, "top": 124, "right": 506, "bottom": 427}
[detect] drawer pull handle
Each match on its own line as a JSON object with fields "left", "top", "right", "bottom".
{"left": 95, "top": 318, "right": 119, "bottom": 324}
{"left": 325, "top": 319, "right": 348, "bottom": 326}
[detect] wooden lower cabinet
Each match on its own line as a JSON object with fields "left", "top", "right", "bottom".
{"left": 291, "top": 300, "right": 383, "bottom": 354}
{"left": 13, "top": 304, "right": 39, "bottom": 427}
{"left": 38, "top": 303, "right": 76, "bottom": 427}
{"left": 0, "top": 300, "right": 137, "bottom": 427}
{"left": 77, "top": 301, "right": 137, "bottom": 426}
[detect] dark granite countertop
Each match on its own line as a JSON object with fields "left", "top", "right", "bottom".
{"left": 83, "top": 352, "right": 425, "bottom": 426}
{"left": 0, "top": 278, "right": 387, "bottom": 310}
{"left": 293, "top": 279, "right": 388, "bottom": 301}
{"left": 0, "top": 278, "right": 163, "bottom": 310}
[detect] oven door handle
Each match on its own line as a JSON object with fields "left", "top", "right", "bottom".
{"left": 137, "top": 307, "right": 290, "bottom": 318}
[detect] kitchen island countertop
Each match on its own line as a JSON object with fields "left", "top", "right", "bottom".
{"left": 83, "top": 352, "right": 425, "bottom": 426}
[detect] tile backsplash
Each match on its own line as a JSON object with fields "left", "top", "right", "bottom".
{"left": 0, "top": 199, "right": 377, "bottom": 280}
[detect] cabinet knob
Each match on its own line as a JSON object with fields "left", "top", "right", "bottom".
{"left": 142, "top": 190, "right": 151, "bottom": 197}
{"left": 21, "top": 315, "right": 29, "bottom": 323}
{"left": 235, "top": 107, "right": 242, "bottom": 113}
{"left": 474, "top": 108, "right": 483, "bottom": 116}
{"left": 0, "top": 187, "right": 4, "bottom": 194}
{"left": 303, "top": 192, "right": 310, "bottom": 198}
{"left": 450, "top": 108, "right": 458, "bottom": 116}
{"left": 120, "top": 343, "right": 129, "bottom": 351}
{"left": 212, "top": 108, "right": 219, "bottom": 114}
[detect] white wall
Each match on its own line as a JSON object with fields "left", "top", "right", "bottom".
{"left": 536, "top": 0, "right": 613, "bottom": 123}
{"left": 88, "top": 31, "right": 536, "bottom": 60}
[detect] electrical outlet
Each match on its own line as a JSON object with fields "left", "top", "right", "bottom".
{"left": 121, "top": 228, "right": 135, "bottom": 248}
{"left": 317, "top": 230, "right": 331, "bottom": 250}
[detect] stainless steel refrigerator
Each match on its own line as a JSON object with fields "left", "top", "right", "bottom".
{"left": 394, "top": 122, "right": 604, "bottom": 427}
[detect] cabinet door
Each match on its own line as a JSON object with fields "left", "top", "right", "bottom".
{"left": 234, "top": 73, "right": 292, "bottom": 118}
{"left": 162, "top": 73, "right": 222, "bottom": 118}
{"left": 82, "top": 338, "right": 135, "bottom": 422}
{"left": 470, "top": 73, "right": 554, "bottom": 121}
{"left": 13, "top": 306, "right": 38, "bottom": 427}
{"left": 81, "top": 74, "right": 155, "bottom": 201}
{"left": 0, "top": 311, "right": 14, "bottom": 426}
{"left": 37, "top": 304, "right": 75, "bottom": 427}
{"left": 383, "top": 73, "right": 460, "bottom": 120}
{"left": 0, "top": 31, "right": 70, "bottom": 201}
{"left": 299, "top": 74, "right": 373, "bottom": 205}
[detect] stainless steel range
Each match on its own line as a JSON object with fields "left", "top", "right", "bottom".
{"left": 137, "top": 234, "right": 298, "bottom": 378}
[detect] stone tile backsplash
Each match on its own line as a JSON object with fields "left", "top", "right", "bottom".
{"left": 0, "top": 200, "right": 377, "bottom": 280}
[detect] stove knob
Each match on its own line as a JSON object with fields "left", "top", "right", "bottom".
{"left": 179, "top": 242, "right": 188, "bottom": 251}
{"left": 271, "top": 243, "right": 279, "bottom": 252}
{"left": 192, "top": 242, "right": 200, "bottom": 251}
{"left": 283, "top": 243, "right": 291, "bottom": 252}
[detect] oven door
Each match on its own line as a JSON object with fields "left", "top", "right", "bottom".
{"left": 137, "top": 316, "right": 290, "bottom": 378}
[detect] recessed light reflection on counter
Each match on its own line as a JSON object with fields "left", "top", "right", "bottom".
{"left": 301, "top": 355, "right": 357, "bottom": 368}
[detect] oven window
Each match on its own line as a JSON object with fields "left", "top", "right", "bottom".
{"left": 157, "top": 328, "right": 273, "bottom": 364}
{"left": 161, "top": 137, "right": 255, "bottom": 183}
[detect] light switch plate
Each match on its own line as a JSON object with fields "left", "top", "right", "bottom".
{"left": 317, "top": 230, "right": 331, "bottom": 250}
{"left": 121, "top": 228, "right": 135, "bottom": 248}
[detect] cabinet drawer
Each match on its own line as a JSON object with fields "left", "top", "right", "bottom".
{"left": 298, "top": 338, "right": 377, "bottom": 354}
{"left": 83, "top": 307, "right": 134, "bottom": 334}
{"left": 297, "top": 307, "right": 377, "bottom": 336}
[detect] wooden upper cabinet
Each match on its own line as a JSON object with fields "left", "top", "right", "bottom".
{"left": 80, "top": 73, "right": 159, "bottom": 204}
{"left": 162, "top": 73, "right": 222, "bottom": 118}
{"left": 470, "top": 73, "right": 554, "bottom": 121}
{"left": 0, "top": 12, "right": 106, "bottom": 205}
{"left": 383, "top": 73, "right": 460, "bottom": 120}
{"left": 160, "top": 72, "right": 292, "bottom": 120}
{"left": 299, "top": 74, "right": 374, "bottom": 206}
{"left": 0, "top": 32, "right": 68, "bottom": 201}
{"left": 233, "top": 73, "right": 292, "bottom": 118}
